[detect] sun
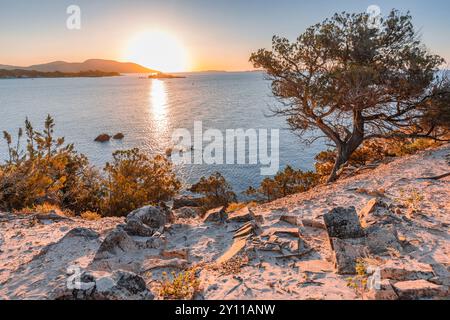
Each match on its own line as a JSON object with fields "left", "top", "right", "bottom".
{"left": 124, "top": 30, "right": 189, "bottom": 72}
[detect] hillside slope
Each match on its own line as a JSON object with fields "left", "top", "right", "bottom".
{"left": 0, "top": 59, "right": 157, "bottom": 73}
{"left": 0, "top": 144, "right": 448, "bottom": 300}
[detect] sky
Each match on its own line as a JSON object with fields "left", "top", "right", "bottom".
{"left": 0, "top": 0, "right": 450, "bottom": 71}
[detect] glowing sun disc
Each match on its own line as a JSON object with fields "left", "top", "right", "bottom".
{"left": 125, "top": 30, "right": 188, "bottom": 72}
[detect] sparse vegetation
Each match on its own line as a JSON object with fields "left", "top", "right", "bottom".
{"left": 159, "top": 269, "right": 201, "bottom": 300}
{"left": 397, "top": 188, "right": 424, "bottom": 212}
{"left": 346, "top": 259, "right": 369, "bottom": 299}
{"left": 211, "top": 255, "right": 249, "bottom": 276}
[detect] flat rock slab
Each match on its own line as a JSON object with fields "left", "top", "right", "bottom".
{"left": 392, "top": 279, "right": 448, "bottom": 299}
{"left": 262, "top": 227, "right": 300, "bottom": 238}
{"left": 234, "top": 223, "right": 256, "bottom": 239}
{"left": 380, "top": 260, "right": 435, "bottom": 281}
{"left": 217, "top": 237, "right": 247, "bottom": 264}
{"left": 301, "top": 219, "right": 326, "bottom": 230}
{"left": 367, "top": 279, "right": 398, "bottom": 300}
{"left": 140, "top": 258, "right": 189, "bottom": 272}
{"left": 204, "top": 207, "right": 227, "bottom": 223}
{"left": 324, "top": 207, "right": 364, "bottom": 240}
{"left": 331, "top": 237, "right": 368, "bottom": 274}
{"left": 366, "top": 224, "right": 402, "bottom": 255}
{"left": 227, "top": 207, "right": 254, "bottom": 223}
{"left": 358, "top": 198, "right": 378, "bottom": 227}
{"left": 279, "top": 215, "right": 299, "bottom": 226}
{"left": 296, "top": 260, "right": 334, "bottom": 273}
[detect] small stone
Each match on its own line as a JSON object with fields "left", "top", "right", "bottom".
{"left": 161, "top": 248, "right": 189, "bottom": 260}
{"left": 124, "top": 205, "right": 171, "bottom": 237}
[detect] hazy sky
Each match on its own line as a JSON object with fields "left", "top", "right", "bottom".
{"left": 1, "top": 0, "right": 449, "bottom": 71}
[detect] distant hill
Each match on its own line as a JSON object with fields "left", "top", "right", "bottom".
{"left": 0, "top": 59, "right": 157, "bottom": 73}
{"left": 0, "top": 69, "right": 120, "bottom": 79}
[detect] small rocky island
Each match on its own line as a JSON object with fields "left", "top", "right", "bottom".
{"left": 148, "top": 72, "right": 186, "bottom": 79}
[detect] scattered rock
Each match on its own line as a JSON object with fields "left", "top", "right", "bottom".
{"left": 124, "top": 205, "right": 172, "bottom": 237}
{"left": 262, "top": 227, "right": 300, "bottom": 238}
{"left": 172, "top": 196, "right": 202, "bottom": 209}
{"left": 365, "top": 224, "right": 402, "bottom": 255}
{"left": 367, "top": 279, "right": 398, "bottom": 300}
{"left": 301, "top": 218, "right": 326, "bottom": 230}
{"left": 330, "top": 237, "right": 368, "bottom": 274}
{"left": 173, "top": 207, "right": 202, "bottom": 219}
{"left": 58, "top": 270, "right": 154, "bottom": 300}
{"left": 112, "top": 133, "right": 124, "bottom": 140}
{"left": 94, "top": 134, "right": 111, "bottom": 143}
{"left": 279, "top": 215, "right": 299, "bottom": 226}
{"left": 94, "top": 228, "right": 137, "bottom": 260}
{"left": 227, "top": 206, "right": 254, "bottom": 223}
{"left": 203, "top": 207, "right": 227, "bottom": 223}
{"left": 392, "top": 279, "right": 448, "bottom": 300}
{"left": 140, "top": 258, "right": 189, "bottom": 272}
{"left": 217, "top": 237, "right": 247, "bottom": 264}
{"left": 380, "top": 260, "right": 435, "bottom": 281}
{"left": 295, "top": 260, "right": 334, "bottom": 274}
{"left": 324, "top": 207, "right": 365, "bottom": 240}
{"left": 161, "top": 248, "right": 189, "bottom": 260}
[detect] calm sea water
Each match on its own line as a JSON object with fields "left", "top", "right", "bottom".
{"left": 0, "top": 72, "right": 325, "bottom": 194}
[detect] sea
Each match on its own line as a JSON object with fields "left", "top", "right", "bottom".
{"left": 0, "top": 72, "right": 326, "bottom": 194}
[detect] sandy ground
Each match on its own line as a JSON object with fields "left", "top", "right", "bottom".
{"left": 0, "top": 144, "right": 449, "bottom": 300}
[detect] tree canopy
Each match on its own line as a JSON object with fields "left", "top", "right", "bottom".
{"left": 250, "top": 10, "right": 450, "bottom": 182}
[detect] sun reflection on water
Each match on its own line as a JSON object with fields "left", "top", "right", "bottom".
{"left": 149, "top": 79, "right": 168, "bottom": 130}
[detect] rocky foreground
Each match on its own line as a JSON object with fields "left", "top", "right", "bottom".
{"left": 0, "top": 145, "right": 449, "bottom": 300}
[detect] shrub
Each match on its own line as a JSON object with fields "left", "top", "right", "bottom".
{"left": 80, "top": 211, "right": 102, "bottom": 221}
{"left": 102, "top": 149, "right": 181, "bottom": 217}
{"left": 189, "top": 172, "right": 237, "bottom": 210}
{"left": 159, "top": 269, "right": 201, "bottom": 300}
{"left": 0, "top": 116, "right": 100, "bottom": 212}
{"left": 0, "top": 116, "right": 181, "bottom": 217}
{"left": 246, "top": 166, "right": 319, "bottom": 202}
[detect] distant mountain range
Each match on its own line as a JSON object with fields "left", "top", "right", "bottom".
{"left": 0, "top": 59, "right": 157, "bottom": 73}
